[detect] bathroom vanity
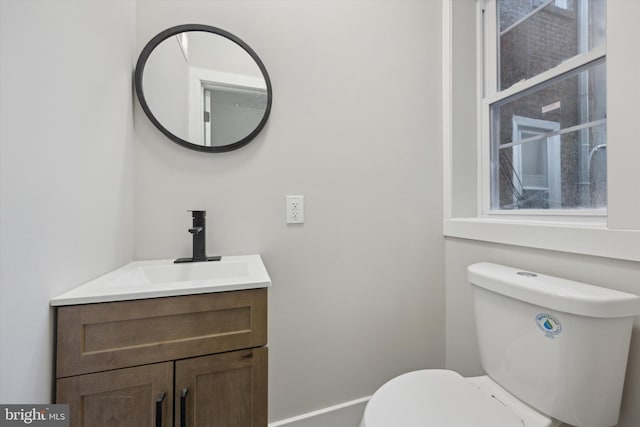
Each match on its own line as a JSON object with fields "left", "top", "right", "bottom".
{"left": 51, "top": 256, "right": 270, "bottom": 427}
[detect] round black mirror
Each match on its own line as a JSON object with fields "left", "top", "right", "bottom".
{"left": 135, "top": 24, "right": 272, "bottom": 152}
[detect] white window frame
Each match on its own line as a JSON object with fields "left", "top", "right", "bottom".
{"left": 480, "top": 0, "right": 606, "bottom": 218}
{"left": 442, "top": 0, "right": 640, "bottom": 262}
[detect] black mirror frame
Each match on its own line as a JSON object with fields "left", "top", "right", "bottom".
{"left": 134, "top": 24, "right": 273, "bottom": 153}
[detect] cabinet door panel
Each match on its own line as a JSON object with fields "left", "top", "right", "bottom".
{"left": 57, "top": 289, "right": 267, "bottom": 377}
{"left": 56, "top": 362, "right": 173, "bottom": 427}
{"left": 176, "top": 348, "right": 267, "bottom": 427}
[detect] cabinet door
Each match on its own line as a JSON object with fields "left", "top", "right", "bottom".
{"left": 57, "top": 362, "right": 173, "bottom": 427}
{"left": 175, "top": 347, "right": 267, "bottom": 427}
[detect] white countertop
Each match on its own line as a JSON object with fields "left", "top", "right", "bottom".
{"left": 50, "top": 254, "right": 271, "bottom": 306}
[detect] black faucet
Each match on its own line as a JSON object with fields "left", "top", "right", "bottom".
{"left": 174, "top": 210, "right": 221, "bottom": 263}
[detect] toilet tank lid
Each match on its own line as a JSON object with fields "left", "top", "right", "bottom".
{"left": 468, "top": 263, "right": 640, "bottom": 318}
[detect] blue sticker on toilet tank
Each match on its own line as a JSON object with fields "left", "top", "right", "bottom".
{"left": 536, "top": 313, "right": 562, "bottom": 338}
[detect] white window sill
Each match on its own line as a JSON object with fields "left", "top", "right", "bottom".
{"left": 443, "top": 217, "right": 640, "bottom": 262}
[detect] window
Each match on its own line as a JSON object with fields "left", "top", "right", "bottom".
{"left": 483, "top": 0, "right": 606, "bottom": 213}
{"left": 443, "top": 0, "right": 640, "bottom": 261}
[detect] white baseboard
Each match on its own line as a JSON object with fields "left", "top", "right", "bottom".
{"left": 269, "top": 396, "right": 371, "bottom": 427}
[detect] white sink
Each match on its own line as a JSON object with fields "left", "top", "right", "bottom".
{"left": 50, "top": 255, "right": 271, "bottom": 306}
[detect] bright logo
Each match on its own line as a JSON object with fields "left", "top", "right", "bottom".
{"left": 536, "top": 313, "right": 562, "bottom": 338}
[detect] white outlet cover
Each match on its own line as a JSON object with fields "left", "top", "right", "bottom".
{"left": 286, "top": 195, "right": 304, "bottom": 224}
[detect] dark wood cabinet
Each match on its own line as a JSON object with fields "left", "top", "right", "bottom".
{"left": 57, "top": 362, "right": 174, "bottom": 427}
{"left": 54, "top": 289, "right": 267, "bottom": 427}
{"left": 176, "top": 348, "right": 267, "bottom": 427}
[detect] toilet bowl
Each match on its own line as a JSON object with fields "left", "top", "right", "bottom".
{"left": 361, "top": 263, "right": 640, "bottom": 427}
{"left": 360, "top": 370, "right": 560, "bottom": 427}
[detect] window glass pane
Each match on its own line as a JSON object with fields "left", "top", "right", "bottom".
{"left": 491, "top": 60, "right": 606, "bottom": 210}
{"left": 498, "top": 0, "right": 606, "bottom": 90}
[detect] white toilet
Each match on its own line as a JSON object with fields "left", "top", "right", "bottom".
{"left": 361, "top": 263, "right": 640, "bottom": 427}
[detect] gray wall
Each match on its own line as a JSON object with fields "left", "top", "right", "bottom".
{"left": 134, "top": 0, "right": 445, "bottom": 421}
{"left": 11, "top": 3, "right": 633, "bottom": 426}
{"left": 0, "top": 1, "right": 136, "bottom": 403}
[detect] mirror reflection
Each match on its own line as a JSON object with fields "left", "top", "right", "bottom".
{"left": 136, "top": 26, "right": 271, "bottom": 152}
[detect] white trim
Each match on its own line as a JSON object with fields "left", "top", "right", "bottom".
{"left": 483, "top": 0, "right": 498, "bottom": 98}
{"left": 480, "top": 89, "right": 492, "bottom": 214}
{"left": 203, "top": 89, "right": 212, "bottom": 146}
{"left": 477, "top": 0, "right": 489, "bottom": 217}
{"left": 442, "top": 0, "right": 453, "bottom": 220}
{"left": 188, "top": 66, "right": 267, "bottom": 144}
{"left": 511, "top": 116, "right": 561, "bottom": 209}
{"left": 486, "top": 46, "right": 606, "bottom": 104}
{"left": 606, "top": 0, "right": 640, "bottom": 230}
{"left": 268, "top": 396, "right": 370, "bottom": 427}
{"left": 444, "top": 218, "right": 640, "bottom": 262}
{"left": 499, "top": 118, "right": 606, "bottom": 150}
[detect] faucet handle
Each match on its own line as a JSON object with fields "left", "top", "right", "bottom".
{"left": 188, "top": 210, "right": 206, "bottom": 219}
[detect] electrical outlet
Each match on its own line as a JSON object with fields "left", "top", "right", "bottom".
{"left": 286, "top": 195, "right": 304, "bottom": 224}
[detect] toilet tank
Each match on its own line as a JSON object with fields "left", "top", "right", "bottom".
{"left": 468, "top": 263, "right": 640, "bottom": 427}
